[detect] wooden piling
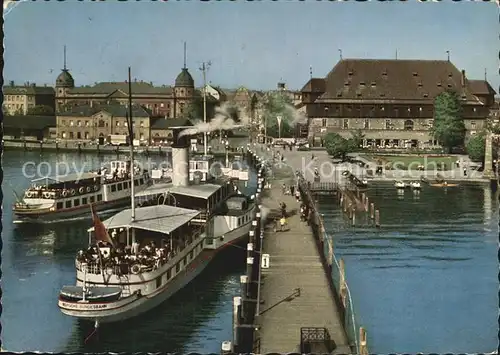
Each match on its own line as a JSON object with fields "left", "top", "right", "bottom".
{"left": 364, "top": 196, "right": 369, "bottom": 211}
{"left": 351, "top": 207, "right": 356, "bottom": 226}
{"left": 339, "top": 258, "right": 347, "bottom": 309}
{"left": 375, "top": 210, "right": 380, "bottom": 228}
{"left": 370, "top": 203, "right": 375, "bottom": 219}
{"left": 359, "top": 327, "right": 368, "bottom": 355}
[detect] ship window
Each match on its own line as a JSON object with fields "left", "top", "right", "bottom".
{"left": 123, "top": 181, "right": 128, "bottom": 189}
{"left": 139, "top": 178, "right": 144, "bottom": 185}
{"left": 97, "top": 194, "right": 102, "bottom": 201}
{"left": 111, "top": 185, "right": 117, "bottom": 192}
{"left": 183, "top": 257, "right": 187, "bottom": 266}
{"left": 189, "top": 251, "right": 194, "bottom": 260}
{"left": 90, "top": 196, "right": 95, "bottom": 203}
{"left": 57, "top": 202, "right": 63, "bottom": 209}
{"left": 117, "top": 183, "right": 123, "bottom": 191}
{"left": 176, "top": 263, "right": 180, "bottom": 273}
{"left": 65, "top": 201, "right": 72, "bottom": 208}
{"left": 167, "top": 268, "right": 172, "bottom": 280}
{"left": 134, "top": 179, "right": 139, "bottom": 186}
{"left": 156, "top": 276, "right": 161, "bottom": 289}
{"left": 74, "top": 199, "right": 80, "bottom": 207}
{"left": 82, "top": 197, "right": 88, "bottom": 205}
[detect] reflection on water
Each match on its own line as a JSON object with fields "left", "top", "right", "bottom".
{"left": 2, "top": 151, "right": 252, "bottom": 353}
{"left": 319, "top": 182, "right": 498, "bottom": 353}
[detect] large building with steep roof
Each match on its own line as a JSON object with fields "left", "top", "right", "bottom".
{"left": 301, "top": 58, "right": 496, "bottom": 148}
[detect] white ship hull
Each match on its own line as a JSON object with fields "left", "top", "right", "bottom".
{"left": 59, "top": 251, "right": 213, "bottom": 323}
{"left": 59, "top": 217, "right": 252, "bottom": 323}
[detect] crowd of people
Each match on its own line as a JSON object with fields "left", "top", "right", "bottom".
{"left": 75, "top": 238, "right": 183, "bottom": 276}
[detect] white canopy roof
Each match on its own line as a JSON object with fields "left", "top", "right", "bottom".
{"left": 87, "top": 205, "right": 200, "bottom": 234}
{"left": 32, "top": 172, "right": 99, "bottom": 184}
{"left": 134, "top": 183, "right": 223, "bottom": 200}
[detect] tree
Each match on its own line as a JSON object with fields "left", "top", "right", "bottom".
{"left": 431, "top": 91, "right": 466, "bottom": 153}
{"left": 466, "top": 132, "right": 486, "bottom": 162}
{"left": 324, "top": 133, "right": 351, "bottom": 159}
{"left": 262, "top": 91, "right": 296, "bottom": 138}
{"left": 26, "top": 105, "right": 54, "bottom": 116}
{"left": 348, "top": 129, "right": 365, "bottom": 151}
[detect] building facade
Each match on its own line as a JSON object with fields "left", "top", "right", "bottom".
{"left": 55, "top": 63, "right": 196, "bottom": 118}
{"left": 56, "top": 104, "right": 151, "bottom": 143}
{"left": 3, "top": 81, "right": 56, "bottom": 115}
{"left": 301, "top": 59, "right": 496, "bottom": 148}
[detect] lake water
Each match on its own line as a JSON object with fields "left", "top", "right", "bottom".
{"left": 319, "top": 182, "right": 498, "bottom": 353}
{"left": 1, "top": 150, "right": 247, "bottom": 353}
{"left": 2, "top": 150, "right": 497, "bottom": 352}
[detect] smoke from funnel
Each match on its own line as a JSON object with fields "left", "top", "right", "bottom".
{"left": 179, "top": 102, "right": 250, "bottom": 137}
{"left": 260, "top": 205, "right": 271, "bottom": 222}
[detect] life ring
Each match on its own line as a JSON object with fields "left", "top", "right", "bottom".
{"left": 70, "top": 189, "right": 76, "bottom": 196}
{"left": 43, "top": 192, "right": 50, "bottom": 198}
{"left": 78, "top": 187, "right": 85, "bottom": 194}
{"left": 94, "top": 185, "right": 99, "bottom": 192}
{"left": 62, "top": 190, "right": 68, "bottom": 197}
{"left": 26, "top": 192, "right": 32, "bottom": 198}
{"left": 86, "top": 186, "right": 92, "bottom": 193}
{"left": 130, "top": 264, "right": 141, "bottom": 275}
{"left": 153, "top": 259, "right": 161, "bottom": 270}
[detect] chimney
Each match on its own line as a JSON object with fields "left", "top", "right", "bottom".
{"left": 461, "top": 70, "right": 466, "bottom": 87}
{"left": 9, "top": 80, "right": 14, "bottom": 87}
{"left": 277, "top": 82, "right": 286, "bottom": 91}
{"left": 171, "top": 127, "right": 190, "bottom": 187}
{"left": 31, "top": 83, "right": 36, "bottom": 87}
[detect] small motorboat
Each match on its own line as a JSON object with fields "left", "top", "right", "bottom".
{"left": 430, "top": 182, "right": 459, "bottom": 188}
{"left": 394, "top": 181, "right": 406, "bottom": 189}
{"left": 410, "top": 181, "right": 421, "bottom": 189}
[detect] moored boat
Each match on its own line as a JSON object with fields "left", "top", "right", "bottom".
{"left": 430, "top": 182, "right": 459, "bottom": 188}
{"left": 13, "top": 161, "right": 151, "bottom": 223}
{"left": 410, "top": 181, "right": 421, "bottom": 189}
{"left": 394, "top": 180, "right": 406, "bottom": 189}
{"left": 58, "top": 125, "right": 256, "bottom": 324}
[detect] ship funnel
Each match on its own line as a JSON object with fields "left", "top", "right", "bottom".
{"left": 171, "top": 127, "right": 190, "bottom": 187}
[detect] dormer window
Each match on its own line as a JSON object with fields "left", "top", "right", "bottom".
{"left": 356, "top": 92, "right": 362, "bottom": 97}
{"left": 417, "top": 83, "right": 423, "bottom": 87}
{"left": 380, "top": 93, "right": 386, "bottom": 97}
{"left": 448, "top": 73, "right": 453, "bottom": 78}
{"left": 437, "top": 82, "right": 442, "bottom": 87}
{"left": 447, "top": 84, "right": 452, "bottom": 88}
{"left": 348, "top": 70, "right": 353, "bottom": 76}
{"left": 412, "top": 72, "right": 418, "bottom": 77}
{"left": 382, "top": 71, "right": 388, "bottom": 76}
{"left": 337, "top": 93, "right": 342, "bottom": 97}
{"left": 423, "top": 93, "right": 429, "bottom": 98}
{"left": 344, "top": 81, "right": 350, "bottom": 86}
{"left": 371, "top": 82, "right": 376, "bottom": 87}
{"left": 360, "top": 81, "right": 366, "bottom": 86}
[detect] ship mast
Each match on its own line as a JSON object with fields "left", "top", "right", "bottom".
{"left": 127, "top": 67, "right": 135, "bottom": 221}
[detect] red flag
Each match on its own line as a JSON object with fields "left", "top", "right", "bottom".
{"left": 90, "top": 204, "right": 114, "bottom": 247}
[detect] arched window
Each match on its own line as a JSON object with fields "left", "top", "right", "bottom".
{"left": 404, "top": 119, "right": 414, "bottom": 131}
{"left": 98, "top": 120, "right": 105, "bottom": 127}
{"left": 84, "top": 132, "right": 90, "bottom": 139}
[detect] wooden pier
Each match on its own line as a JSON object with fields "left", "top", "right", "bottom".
{"left": 221, "top": 148, "right": 369, "bottom": 355}
{"left": 255, "top": 181, "right": 351, "bottom": 353}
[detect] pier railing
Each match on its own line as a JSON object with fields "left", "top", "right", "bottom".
{"left": 298, "top": 174, "right": 369, "bottom": 355}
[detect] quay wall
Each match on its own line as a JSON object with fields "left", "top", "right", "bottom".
{"left": 2, "top": 140, "right": 246, "bottom": 158}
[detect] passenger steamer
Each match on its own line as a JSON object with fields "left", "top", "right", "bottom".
{"left": 58, "top": 127, "right": 256, "bottom": 323}
{"left": 13, "top": 161, "right": 152, "bottom": 223}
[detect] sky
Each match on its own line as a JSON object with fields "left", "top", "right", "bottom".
{"left": 3, "top": 1, "right": 499, "bottom": 91}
